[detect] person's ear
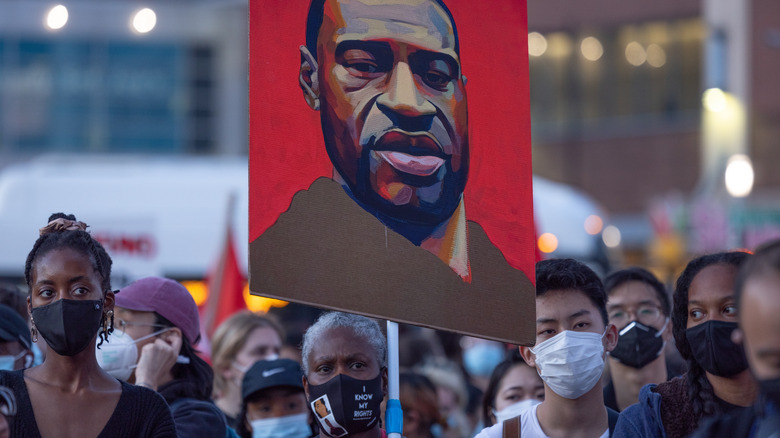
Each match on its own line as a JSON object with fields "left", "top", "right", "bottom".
{"left": 27, "top": 295, "right": 31, "bottom": 317}
{"left": 519, "top": 345, "right": 536, "bottom": 368}
{"left": 303, "top": 375, "right": 310, "bottom": 400}
{"left": 604, "top": 323, "right": 619, "bottom": 353}
{"left": 162, "top": 327, "right": 183, "bottom": 353}
{"left": 103, "top": 290, "right": 115, "bottom": 313}
{"left": 24, "top": 351, "right": 34, "bottom": 368}
{"left": 299, "top": 45, "right": 320, "bottom": 111}
{"left": 732, "top": 327, "right": 744, "bottom": 345}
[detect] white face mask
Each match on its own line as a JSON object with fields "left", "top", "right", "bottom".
{"left": 96, "top": 327, "right": 171, "bottom": 381}
{"left": 492, "top": 398, "right": 541, "bottom": 424}
{"left": 249, "top": 412, "right": 311, "bottom": 438}
{"left": 530, "top": 329, "right": 606, "bottom": 399}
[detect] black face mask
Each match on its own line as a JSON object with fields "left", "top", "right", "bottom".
{"left": 307, "top": 372, "right": 384, "bottom": 437}
{"left": 609, "top": 319, "right": 667, "bottom": 369}
{"left": 31, "top": 299, "right": 103, "bottom": 357}
{"left": 685, "top": 320, "right": 749, "bottom": 377}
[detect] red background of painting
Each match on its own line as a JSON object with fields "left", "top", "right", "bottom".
{"left": 249, "top": 0, "right": 534, "bottom": 282}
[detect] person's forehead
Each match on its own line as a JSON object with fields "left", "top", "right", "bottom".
{"left": 500, "top": 365, "right": 540, "bottom": 391}
{"left": 323, "top": 0, "right": 457, "bottom": 54}
{"left": 608, "top": 281, "right": 660, "bottom": 306}
{"left": 246, "top": 326, "right": 282, "bottom": 346}
{"left": 689, "top": 264, "right": 737, "bottom": 302}
{"left": 309, "top": 326, "right": 375, "bottom": 359}
{"left": 536, "top": 288, "right": 599, "bottom": 321}
{"left": 35, "top": 248, "right": 93, "bottom": 276}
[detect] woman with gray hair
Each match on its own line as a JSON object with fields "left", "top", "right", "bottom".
{"left": 302, "top": 312, "right": 388, "bottom": 438}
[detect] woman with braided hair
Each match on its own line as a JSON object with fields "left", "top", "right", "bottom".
{"left": 0, "top": 213, "right": 176, "bottom": 438}
{"left": 614, "top": 251, "right": 759, "bottom": 437}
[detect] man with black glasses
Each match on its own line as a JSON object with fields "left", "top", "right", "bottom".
{"left": 603, "top": 268, "right": 674, "bottom": 412}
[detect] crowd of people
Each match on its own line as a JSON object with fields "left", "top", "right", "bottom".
{"left": 0, "top": 212, "right": 778, "bottom": 438}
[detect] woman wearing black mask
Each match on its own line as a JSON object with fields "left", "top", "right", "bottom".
{"left": 614, "top": 251, "right": 758, "bottom": 437}
{"left": 0, "top": 213, "right": 176, "bottom": 438}
{"left": 691, "top": 240, "right": 780, "bottom": 437}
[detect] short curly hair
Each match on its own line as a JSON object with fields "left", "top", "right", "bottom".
{"left": 301, "top": 311, "right": 386, "bottom": 376}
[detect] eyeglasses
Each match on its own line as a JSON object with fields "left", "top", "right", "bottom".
{"left": 116, "top": 319, "right": 168, "bottom": 334}
{"left": 608, "top": 305, "right": 663, "bottom": 328}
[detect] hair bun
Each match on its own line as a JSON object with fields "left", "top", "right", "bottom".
{"left": 48, "top": 212, "right": 77, "bottom": 222}
{"left": 39, "top": 217, "right": 88, "bottom": 236}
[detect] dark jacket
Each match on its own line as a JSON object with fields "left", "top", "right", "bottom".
{"left": 692, "top": 399, "right": 779, "bottom": 438}
{"left": 614, "top": 374, "right": 752, "bottom": 438}
{"left": 613, "top": 376, "right": 695, "bottom": 438}
{"left": 159, "top": 379, "right": 228, "bottom": 438}
{"left": 690, "top": 407, "right": 757, "bottom": 438}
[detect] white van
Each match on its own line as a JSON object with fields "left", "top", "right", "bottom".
{"left": 0, "top": 155, "right": 248, "bottom": 285}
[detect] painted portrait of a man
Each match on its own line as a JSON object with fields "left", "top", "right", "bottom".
{"left": 249, "top": 0, "right": 535, "bottom": 344}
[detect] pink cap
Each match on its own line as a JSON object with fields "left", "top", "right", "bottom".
{"left": 116, "top": 277, "right": 200, "bottom": 345}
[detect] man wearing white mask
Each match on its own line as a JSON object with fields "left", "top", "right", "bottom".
{"left": 476, "top": 258, "right": 619, "bottom": 438}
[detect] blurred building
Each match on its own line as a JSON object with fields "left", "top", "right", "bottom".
{"left": 0, "top": 0, "right": 248, "bottom": 164}
{"left": 528, "top": 0, "right": 780, "bottom": 272}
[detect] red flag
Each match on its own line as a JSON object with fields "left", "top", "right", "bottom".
{"left": 202, "top": 223, "right": 246, "bottom": 339}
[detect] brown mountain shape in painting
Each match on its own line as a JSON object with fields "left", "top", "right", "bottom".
{"left": 250, "top": 177, "right": 534, "bottom": 345}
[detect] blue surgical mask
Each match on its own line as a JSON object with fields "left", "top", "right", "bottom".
{"left": 249, "top": 412, "right": 311, "bottom": 438}
{"left": 0, "top": 350, "right": 27, "bottom": 371}
{"left": 463, "top": 342, "right": 505, "bottom": 377}
{"left": 32, "top": 342, "right": 44, "bottom": 366}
